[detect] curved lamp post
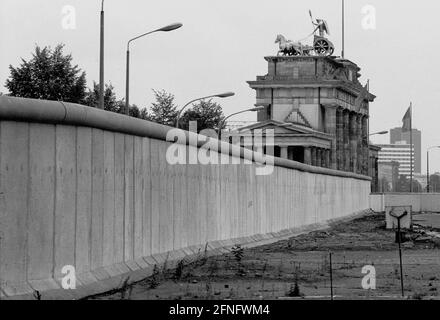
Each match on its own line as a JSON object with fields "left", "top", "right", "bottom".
{"left": 427, "top": 145, "right": 440, "bottom": 193}
{"left": 218, "top": 106, "right": 265, "bottom": 138}
{"left": 175, "top": 92, "right": 235, "bottom": 128}
{"left": 369, "top": 130, "right": 388, "bottom": 136}
{"left": 125, "top": 22, "right": 183, "bottom": 115}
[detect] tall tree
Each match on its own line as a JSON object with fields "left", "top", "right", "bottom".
{"left": 5, "top": 44, "right": 87, "bottom": 103}
{"left": 129, "top": 104, "right": 140, "bottom": 118}
{"left": 84, "top": 82, "right": 119, "bottom": 112}
{"left": 180, "top": 99, "right": 225, "bottom": 132}
{"left": 113, "top": 100, "right": 147, "bottom": 119}
{"left": 84, "top": 85, "right": 150, "bottom": 120}
{"left": 149, "top": 89, "right": 178, "bottom": 126}
{"left": 139, "top": 107, "right": 151, "bottom": 120}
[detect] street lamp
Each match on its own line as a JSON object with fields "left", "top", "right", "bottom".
{"left": 427, "top": 146, "right": 440, "bottom": 193}
{"left": 99, "top": 0, "right": 105, "bottom": 110}
{"left": 175, "top": 92, "right": 235, "bottom": 128}
{"left": 369, "top": 130, "right": 388, "bottom": 136}
{"left": 125, "top": 22, "right": 183, "bottom": 115}
{"left": 218, "top": 107, "right": 265, "bottom": 138}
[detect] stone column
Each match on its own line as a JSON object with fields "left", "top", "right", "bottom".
{"left": 280, "top": 146, "right": 288, "bottom": 159}
{"left": 362, "top": 116, "right": 369, "bottom": 175}
{"left": 374, "top": 156, "right": 379, "bottom": 192}
{"left": 325, "top": 149, "right": 331, "bottom": 168}
{"left": 311, "top": 147, "right": 317, "bottom": 166}
{"left": 336, "top": 108, "right": 344, "bottom": 171}
{"left": 349, "top": 112, "right": 358, "bottom": 173}
{"left": 343, "top": 110, "right": 351, "bottom": 172}
{"left": 304, "top": 147, "right": 311, "bottom": 165}
{"left": 356, "top": 114, "right": 363, "bottom": 174}
{"left": 326, "top": 106, "right": 338, "bottom": 170}
{"left": 317, "top": 149, "right": 322, "bottom": 167}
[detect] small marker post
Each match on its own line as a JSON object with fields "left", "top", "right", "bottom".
{"left": 329, "top": 252, "right": 333, "bottom": 300}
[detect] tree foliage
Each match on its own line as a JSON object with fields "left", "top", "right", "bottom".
{"left": 147, "top": 90, "right": 226, "bottom": 131}
{"left": 180, "top": 99, "right": 225, "bottom": 132}
{"left": 428, "top": 174, "right": 440, "bottom": 192}
{"left": 149, "top": 89, "right": 178, "bottom": 126}
{"left": 5, "top": 44, "right": 87, "bottom": 103}
{"left": 396, "top": 175, "right": 423, "bottom": 193}
{"left": 84, "top": 82, "right": 120, "bottom": 112}
{"left": 83, "top": 82, "right": 150, "bottom": 120}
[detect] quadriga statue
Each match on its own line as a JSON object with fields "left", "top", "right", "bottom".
{"left": 275, "top": 10, "right": 335, "bottom": 57}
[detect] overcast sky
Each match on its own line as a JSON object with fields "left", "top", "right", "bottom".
{"left": 1, "top": 0, "right": 440, "bottom": 173}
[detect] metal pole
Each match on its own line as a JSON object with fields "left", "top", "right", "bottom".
{"left": 99, "top": 0, "right": 105, "bottom": 109}
{"left": 217, "top": 107, "right": 264, "bottom": 139}
{"left": 410, "top": 103, "right": 413, "bottom": 193}
{"left": 125, "top": 49, "right": 130, "bottom": 115}
{"left": 176, "top": 99, "right": 198, "bottom": 129}
{"left": 427, "top": 150, "right": 430, "bottom": 193}
{"left": 329, "top": 252, "right": 333, "bottom": 300}
{"left": 397, "top": 218, "right": 404, "bottom": 297}
{"left": 175, "top": 92, "right": 235, "bottom": 129}
{"left": 341, "top": 0, "right": 345, "bottom": 58}
{"left": 218, "top": 111, "right": 244, "bottom": 138}
{"left": 0, "top": 235, "right": 2, "bottom": 300}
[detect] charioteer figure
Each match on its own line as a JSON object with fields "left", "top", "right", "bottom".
{"left": 275, "top": 10, "right": 335, "bottom": 57}
{"left": 310, "top": 9, "right": 331, "bottom": 38}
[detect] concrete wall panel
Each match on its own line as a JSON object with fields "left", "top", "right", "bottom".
{"left": 133, "top": 136, "right": 144, "bottom": 259}
{"left": 420, "top": 194, "right": 440, "bottom": 212}
{"left": 0, "top": 122, "right": 29, "bottom": 294}
{"left": 158, "top": 142, "right": 174, "bottom": 253}
{"left": 150, "top": 139, "right": 161, "bottom": 254}
{"left": 91, "top": 129, "right": 105, "bottom": 270}
{"left": 172, "top": 163, "right": 187, "bottom": 250}
{"left": 27, "top": 124, "right": 55, "bottom": 282}
{"left": 54, "top": 126, "right": 77, "bottom": 281}
{"left": 123, "top": 135, "right": 134, "bottom": 261}
{"left": 0, "top": 117, "right": 371, "bottom": 298}
{"left": 103, "top": 131, "right": 115, "bottom": 267}
{"left": 370, "top": 193, "right": 440, "bottom": 213}
{"left": 75, "top": 127, "right": 92, "bottom": 275}
{"left": 141, "top": 137, "right": 152, "bottom": 257}
{"left": 113, "top": 133, "right": 125, "bottom": 263}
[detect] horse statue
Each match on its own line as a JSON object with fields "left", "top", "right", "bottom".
{"left": 274, "top": 11, "right": 335, "bottom": 57}
{"left": 275, "top": 34, "right": 306, "bottom": 56}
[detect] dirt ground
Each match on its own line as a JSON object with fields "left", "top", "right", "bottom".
{"left": 88, "top": 212, "right": 440, "bottom": 300}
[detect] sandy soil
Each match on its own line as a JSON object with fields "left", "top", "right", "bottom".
{"left": 88, "top": 212, "right": 440, "bottom": 300}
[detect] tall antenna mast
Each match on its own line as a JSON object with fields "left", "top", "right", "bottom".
{"left": 342, "top": 0, "right": 345, "bottom": 58}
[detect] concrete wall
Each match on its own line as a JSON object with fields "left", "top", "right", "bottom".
{"left": 0, "top": 96, "right": 371, "bottom": 298}
{"left": 369, "top": 194, "right": 385, "bottom": 212}
{"left": 369, "top": 193, "right": 440, "bottom": 213}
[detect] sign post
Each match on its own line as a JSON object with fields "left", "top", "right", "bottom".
{"left": 389, "top": 209, "right": 408, "bottom": 298}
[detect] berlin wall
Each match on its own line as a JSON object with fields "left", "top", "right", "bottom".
{"left": 0, "top": 96, "right": 371, "bottom": 298}
{"left": 370, "top": 193, "right": 440, "bottom": 213}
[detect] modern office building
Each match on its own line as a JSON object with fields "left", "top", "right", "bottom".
{"left": 377, "top": 142, "right": 414, "bottom": 177}
{"left": 389, "top": 127, "right": 421, "bottom": 174}
{"left": 378, "top": 161, "right": 400, "bottom": 192}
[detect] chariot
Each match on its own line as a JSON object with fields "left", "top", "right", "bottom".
{"left": 275, "top": 11, "right": 335, "bottom": 57}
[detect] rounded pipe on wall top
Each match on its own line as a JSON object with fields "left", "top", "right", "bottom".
{"left": 0, "top": 95, "right": 371, "bottom": 181}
